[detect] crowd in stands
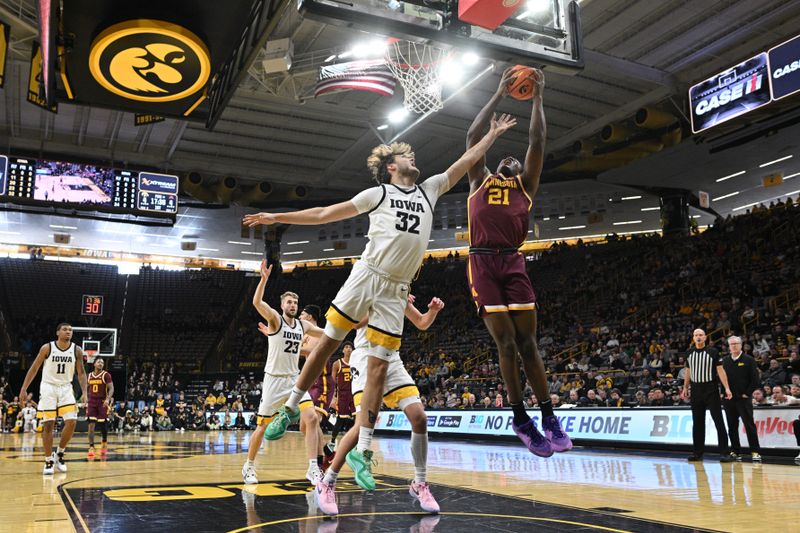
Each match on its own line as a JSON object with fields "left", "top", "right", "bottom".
{"left": 2, "top": 199, "right": 800, "bottom": 417}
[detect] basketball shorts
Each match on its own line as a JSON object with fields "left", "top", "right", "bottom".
{"left": 87, "top": 400, "right": 109, "bottom": 422}
{"left": 38, "top": 382, "right": 77, "bottom": 421}
{"left": 324, "top": 261, "right": 409, "bottom": 360}
{"left": 350, "top": 347, "right": 420, "bottom": 412}
{"left": 467, "top": 252, "right": 537, "bottom": 316}
{"left": 309, "top": 380, "right": 334, "bottom": 416}
{"left": 257, "top": 373, "right": 313, "bottom": 425}
{"left": 337, "top": 394, "right": 356, "bottom": 417}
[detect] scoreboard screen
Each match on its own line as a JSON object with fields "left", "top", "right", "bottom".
{"left": 81, "top": 295, "right": 104, "bottom": 316}
{"left": 1, "top": 155, "right": 178, "bottom": 216}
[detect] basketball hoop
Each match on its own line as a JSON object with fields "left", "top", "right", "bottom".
{"left": 385, "top": 40, "right": 449, "bottom": 114}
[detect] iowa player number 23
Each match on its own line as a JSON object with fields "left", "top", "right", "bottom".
{"left": 488, "top": 188, "right": 510, "bottom": 206}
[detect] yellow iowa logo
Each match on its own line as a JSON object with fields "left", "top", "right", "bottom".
{"left": 89, "top": 20, "right": 210, "bottom": 103}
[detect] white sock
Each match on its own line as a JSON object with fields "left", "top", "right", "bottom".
{"left": 244, "top": 459, "right": 254, "bottom": 468}
{"left": 323, "top": 468, "right": 339, "bottom": 485}
{"left": 410, "top": 432, "right": 428, "bottom": 483}
{"left": 286, "top": 387, "right": 305, "bottom": 410}
{"left": 356, "top": 426, "right": 374, "bottom": 452}
{"left": 309, "top": 459, "right": 318, "bottom": 469}
{"left": 56, "top": 447, "right": 65, "bottom": 455}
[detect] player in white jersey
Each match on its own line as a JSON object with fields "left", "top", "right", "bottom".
{"left": 243, "top": 113, "right": 516, "bottom": 447}
{"left": 21, "top": 403, "right": 37, "bottom": 432}
{"left": 19, "top": 323, "right": 88, "bottom": 475}
{"left": 242, "top": 260, "right": 325, "bottom": 485}
{"left": 313, "top": 294, "right": 443, "bottom": 515}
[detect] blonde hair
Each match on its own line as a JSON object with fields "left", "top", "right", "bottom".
{"left": 280, "top": 291, "right": 298, "bottom": 302}
{"left": 367, "top": 142, "right": 414, "bottom": 183}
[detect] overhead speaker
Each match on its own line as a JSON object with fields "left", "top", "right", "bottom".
{"left": 54, "top": 234, "right": 71, "bottom": 244}
{"left": 215, "top": 176, "right": 238, "bottom": 204}
{"left": 182, "top": 172, "right": 217, "bottom": 203}
{"left": 635, "top": 107, "right": 677, "bottom": 129}
{"left": 181, "top": 241, "right": 197, "bottom": 251}
{"left": 238, "top": 181, "right": 273, "bottom": 206}
{"left": 290, "top": 185, "right": 308, "bottom": 199}
{"left": 601, "top": 124, "right": 632, "bottom": 143}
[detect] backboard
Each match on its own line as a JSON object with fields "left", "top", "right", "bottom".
{"left": 72, "top": 327, "right": 118, "bottom": 359}
{"left": 297, "top": 0, "right": 583, "bottom": 73}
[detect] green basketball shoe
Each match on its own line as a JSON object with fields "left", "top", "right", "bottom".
{"left": 346, "top": 448, "right": 377, "bottom": 491}
{"left": 264, "top": 405, "right": 300, "bottom": 440}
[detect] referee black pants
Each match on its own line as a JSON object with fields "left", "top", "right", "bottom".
{"left": 690, "top": 382, "right": 729, "bottom": 455}
{"left": 723, "top": 397, "right": 760, "bottom": 453}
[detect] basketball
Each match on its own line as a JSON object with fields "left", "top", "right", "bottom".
{"left": 506, "top": 65, "right": 536, "bottom": 101}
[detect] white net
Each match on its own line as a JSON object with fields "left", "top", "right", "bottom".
{"left": 385, "top": 40, "right": 449, "bottom": 114}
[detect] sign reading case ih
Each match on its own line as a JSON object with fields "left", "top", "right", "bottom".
{"left": 768, "top": 33, "right": 800, "bottom": 101}
{"left": 689, "top": 52, "right": 771, "bottom": 134}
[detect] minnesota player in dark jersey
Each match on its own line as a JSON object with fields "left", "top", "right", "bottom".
{"left": 86, "top": 357, "right": 114, "bottom": 458}
{"left": 465, "top": 67, "right": 571, "bottom": 456}
{"left": 326, "top": 341, "right": 355, "bottom": 456}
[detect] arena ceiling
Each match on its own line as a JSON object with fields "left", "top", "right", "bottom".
{"left": 1, "top": 0, "right": 800, "bottom": 262}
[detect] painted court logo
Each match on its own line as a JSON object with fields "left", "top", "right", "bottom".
{"left": 89, "top": 20, "right": 211, "bottom": 103}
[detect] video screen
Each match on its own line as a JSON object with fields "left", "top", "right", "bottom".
{"left": 33, "top": 161, "right": 115, "bottom": 205}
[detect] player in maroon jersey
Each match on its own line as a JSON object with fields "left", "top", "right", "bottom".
{"left": 465, "top": 67, "right": 571, "bottom": 456}
{"left": 86, "top": 357, "right": 114, "bottom": 458}
{"left": 300, "top": 304, "right": 336, "bottom": 483}
{"left": 325, "top": 341, "right": 355, "bottom": 463}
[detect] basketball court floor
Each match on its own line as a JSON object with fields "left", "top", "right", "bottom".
{"left": 1, "top": 431, "right": 798, "bottom": 532}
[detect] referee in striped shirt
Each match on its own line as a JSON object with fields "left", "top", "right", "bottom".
{"left": 681, "top": 329, "right": 734, "bottom": 462}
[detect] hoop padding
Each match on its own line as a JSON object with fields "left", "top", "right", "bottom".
{"left": 385, "top": 41, "right": 448, "bottom": 114}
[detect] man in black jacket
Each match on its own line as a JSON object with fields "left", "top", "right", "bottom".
{"left": 721, "top": 336, "right": 762, "bottom": 462}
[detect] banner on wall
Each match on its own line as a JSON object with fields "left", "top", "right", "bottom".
{"left": 376, "top": 407, "right": 800, "bottom": 450}
{"left": 768, "top": 33, "right": 800, "bottom": 101}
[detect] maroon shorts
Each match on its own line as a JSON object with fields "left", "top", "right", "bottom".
{"left": 337, "top": 395, "right": 355, "bottom": 417}
{"left": 87, "top": 401, "right": 108, "bottom": 422}
{"left": 467, "top": 252, "right": 537, "bottom": 316}
{"left": 309, "top": 382, "right": 334, "bottom": 415}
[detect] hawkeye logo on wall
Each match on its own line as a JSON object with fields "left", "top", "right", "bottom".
{"left": 89, "top": 19, "right": 210, "bottom": 103}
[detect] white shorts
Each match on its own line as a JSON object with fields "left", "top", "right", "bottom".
{"left": 350, "top": 348, "right": 420, "bottom": 411}
{"left": 256, "top": 374, "right": 313, "bottom": 425}
{"left": 324, "top": 261, "right": 409, "bottom": 359}
{"left": 39, "top": 382, "right": 77, "bottom": 421}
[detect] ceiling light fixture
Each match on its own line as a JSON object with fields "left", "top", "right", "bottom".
{"left": 558, "top": 225, "right": 586, "bottom": 231}
{"left": 228, "top": 241, "right": 252, "bottom": 246}
{"left": 621, "top": 195, "right": 642, "bottom": 201}
{"left": 388, "top": 108, "right": 409, "bottom": 123}
{"left": 612, "top": 220, "right": 642, "bottom": 225}
{"left": 716, "top": 170, "right": 746, "bottom": 182}
{"left": 712, "top": 191, "right": 740, "bottom": 201}
{"left": 759, "top": 155, "right": 793, "bottom": 168}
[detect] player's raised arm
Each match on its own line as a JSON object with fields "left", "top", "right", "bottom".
{"left": 405, "top": 295, "right": 445, "bottom": 331}
{"left": 301, "top": 320, "right": 325, "bottom": 338}
{"left": 466, "top": 67, "right": 515, "bottom": 183}
{"left": 252, "top": 260, "right": 282, "bottom": 333}
{"left": 445, "top": 114, "right": 517, "bottom": 191}
{"left": 243, "top": 199, "right": 359, "bottom": 228}
{"left": 19, "top": 343, "right": 50, "bottom": 400}
{"left": 521, "top": 68, "right": 546, "bottom": 198}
